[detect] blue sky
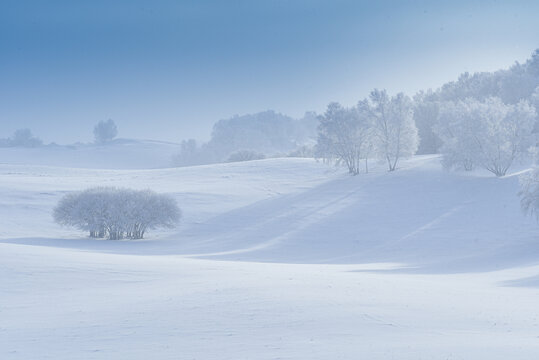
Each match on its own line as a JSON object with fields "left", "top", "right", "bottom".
{"left": 1, "top": 0, "right": 538, "bottom": 143}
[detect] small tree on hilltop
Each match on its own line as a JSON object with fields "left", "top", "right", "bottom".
{"left": 94, "top": 119, "right": 118, "bottom": 144}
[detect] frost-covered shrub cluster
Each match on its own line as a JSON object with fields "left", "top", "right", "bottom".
{"left": 53, "top": 187, "right": 181, "bottom": 240}
{"left": 316, "top": 90, "right": 418, "bottom": 174}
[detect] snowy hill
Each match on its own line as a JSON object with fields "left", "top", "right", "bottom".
{"left": 0, "top": 139, "right": 182, "bottom": 169}
{"left": 2, "top": 156, "right": 539, "bottom": 359}
{"left": 2, "top": 155, "right": 535, "bottom": 272}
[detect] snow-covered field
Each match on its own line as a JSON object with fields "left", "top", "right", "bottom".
{"left": 2, "top": 154, "right": 539, "bottom": 359}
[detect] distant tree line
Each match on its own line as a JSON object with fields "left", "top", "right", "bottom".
{"left": 4, "top": 49, "right": 539, "bottom": 178}
{"left": 171, "top": 49, "right": 539, "bottom": 176}
{"left": 413, "top": 49, "right": 539, "bottom": 176}
{"left": 0, "top": 128, "right": 43, "bottom": 148}
{"left": 227, "top": 150, "right": 266, "bottom": 163}
{"left": 436, "top": 98, "right": 535, "bottom": 176}
{"left": 317, "top": 49, "right": 539, "bottom": 176}
{"left": 0, "top": 119, "right": 119, "bottom": 148}
{"left": 53, "top": 187, "right": 181, "bottom": 240}
{"left": 172, "top": 111, "right": 318, "bottom": 166}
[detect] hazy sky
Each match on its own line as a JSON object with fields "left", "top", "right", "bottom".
{"left": 1, "top": 0, "right": 538, "bottom": 144}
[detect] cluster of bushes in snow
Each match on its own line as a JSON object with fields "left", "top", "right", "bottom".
{"left": 53, "top": 187, "right": 181, "bottom": 240}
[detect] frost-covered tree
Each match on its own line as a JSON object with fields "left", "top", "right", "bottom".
{"left": 172, "top": 110, "right": 318, "bottom": 167}
{"left": 519, "top": 168, "right": 539, "bottom": 221}
{"left": 435, "top": 101, "right": 478, "bottom": 171}
{"left": 53, "top": 187, "right": 109, "bottom": 238}
{"left": 436, "top": 97, "right": 536, "bottom": 176}
{"left": 53, "top": 187, "right": 181, "bottom": 240}
{"left": 530, "top": 87, "right": 539, "bottom": 130}
{"left": 362, "top": 90, "right": 419, "bottom": 171}
{"left": 209, "top": 111, "right": 297, "bottom": 157}
{"left": 428, "top": 49, "right": 539, "bottom": 107}
{"left": 7, "top": 128, "right": 43, "bottom": 147}
{"left": 172, "top": 139, "right": 203, "bottom": 167}
{"left": 122, "top": 189, "right": 181, "bottom": 239}
{"left": 287, "top": 145, "right": 315, "bottom": 158}
{"left": 316, "top": 102, "right": 374, "bottom": 175}
{"left": 93, "top": 119, "right": 118, "bottom": 144}
{"left": 295, "top": 111, "right": 319, "bottom": 144}
{"left": 413, "top": 91, "right": 442, "bottom": 154}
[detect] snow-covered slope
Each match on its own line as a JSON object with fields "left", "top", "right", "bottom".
{"left": 175, "top": 157, "right": 539, "bottom": 272}
{"left": 0, "top": 158, "right": 340, "bottom": 240}
{"left": 2, "top": 156, "right": 539, "bottom": 359}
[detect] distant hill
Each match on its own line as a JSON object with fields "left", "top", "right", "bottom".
{"left": 0, "top": 138, "right": 182, "bottom": 169}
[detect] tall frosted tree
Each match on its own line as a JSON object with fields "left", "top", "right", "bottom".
{"left": 316, "top": 102, "right": 373, "bottom": 175}
{"left": 362, "top": 89, "right": 419, "bottom": 171}
{"left": 435, "top": 101, "right": 478, "bottom": 171}
{"left": 413, "top": 91, "right": 442, "bottom": 154}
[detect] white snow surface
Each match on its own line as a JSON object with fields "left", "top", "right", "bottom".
{"left": 2, "top": 154, "right": 539, "bottom": 359}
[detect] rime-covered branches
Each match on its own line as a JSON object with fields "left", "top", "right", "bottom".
{"left": 53, "top": 187, "right": 181, "bottom": 240}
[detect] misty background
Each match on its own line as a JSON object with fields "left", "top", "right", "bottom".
{"left": 2, "top": 0, "right": 539, "bottom": 144}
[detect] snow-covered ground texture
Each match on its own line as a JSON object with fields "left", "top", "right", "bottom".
{"left": 2, "top": 155, "right": 539, "bottom": 359}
